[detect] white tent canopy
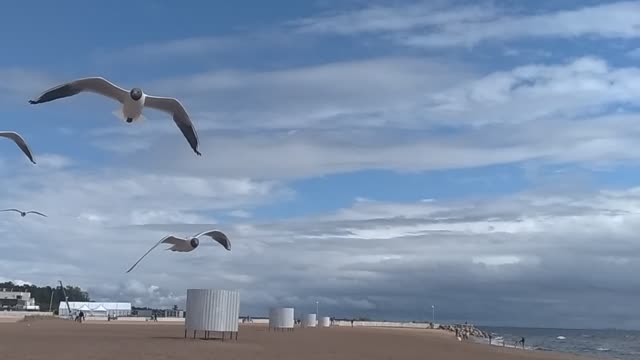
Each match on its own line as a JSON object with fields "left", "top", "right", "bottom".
{"left": 58, "top": 302, "right": 132, "bottom": 317}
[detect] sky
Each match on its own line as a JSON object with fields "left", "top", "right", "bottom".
{"left": 2, "top": 0, "right": 640, "bottom": 329}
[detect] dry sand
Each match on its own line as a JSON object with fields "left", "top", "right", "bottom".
{"left": 0, "top": 318, "right": 590, "bottom": 360}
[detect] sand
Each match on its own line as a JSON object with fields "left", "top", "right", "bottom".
{"left": 0, "top": 318, "right": 589, "bottom": 360}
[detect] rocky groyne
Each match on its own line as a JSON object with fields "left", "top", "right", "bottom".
{"left": 439, "top": 324, "right": 490, "bottom": 339}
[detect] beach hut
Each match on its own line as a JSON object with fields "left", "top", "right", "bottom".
{"left": 185, "top": 289, "right": 240, "bottom": 340}
{"left": 269, "top": 307, "right": 295, "bottom": 331}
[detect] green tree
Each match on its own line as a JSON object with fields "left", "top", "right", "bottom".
{"left": 0, "top": 281, "right": 90, "bottom": 311}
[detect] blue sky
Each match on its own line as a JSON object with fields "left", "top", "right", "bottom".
{"left": 3, "top": 0, "right": 640, "bottom": 328}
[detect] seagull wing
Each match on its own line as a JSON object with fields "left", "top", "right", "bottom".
{"left": 125, "top": 235, "right": 184, "bottom": 273}
{"left": 194, "top": 229, "right": 231, "bottom": 251}
{"left": 0, "top": 209, "right": 22, "bottom": 214}
{"left": 29, "top": 77, "right": 129, "bottom": 105}
{"left": 25, "top": 211, "right": 47, "bottom": 217}
{"left": 0, "top": 131, "right": 36, "bottom": 164}
{"left": 143, "top": 95, "right": 201, "bottom": 156}
{"left": 162, "top": 235, "right": 187, "bottom": 246}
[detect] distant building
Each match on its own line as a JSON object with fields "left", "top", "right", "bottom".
{"left": 58, "top": 302, "right": 131, "bottom": 317}
{"left": 163, "top": 309, "right": 184, "bottom": 318}
{"left": 132, "top": 308, "right": 184, "bottom": 318}
{"left": 134, "top": 309, "right": 153, "bottom": 318}
{"left": 0, "top": 288, "right": 39, "bottom": 311}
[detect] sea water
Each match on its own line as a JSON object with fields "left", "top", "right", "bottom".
{"left": 478, "top": 326, "right": 640, "bottom": 360}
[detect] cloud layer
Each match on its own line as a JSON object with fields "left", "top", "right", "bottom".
{"left": 3, "top": 167, "right": 640, "bottom": 328}
{"left": 293, "top": 1, "right": 640, "bottom": 48}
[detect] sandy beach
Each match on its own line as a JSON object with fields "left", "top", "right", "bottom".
{"left": 0, "top": 318, "right": 590, "bottom": 360}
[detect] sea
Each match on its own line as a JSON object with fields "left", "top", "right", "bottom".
{"left": 476, "top": 326, "right": 640, "bottom": 360}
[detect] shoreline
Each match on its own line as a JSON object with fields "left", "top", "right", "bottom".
{"left": 0, "top": 318, "right": 590, "bottom": 360}
{"left": 0, "top": 314, "right": 615, "bottom": 359}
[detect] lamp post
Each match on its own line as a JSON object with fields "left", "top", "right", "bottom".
{"left": 48, "top": 287, "right": 55, "bottom": 312}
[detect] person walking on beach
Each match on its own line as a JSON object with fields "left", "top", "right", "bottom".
{"left": 488, "top": 333, "right": 492, "bottom": 345}
{"left": 520, "top": 337, "right": 525, "bottom": 349}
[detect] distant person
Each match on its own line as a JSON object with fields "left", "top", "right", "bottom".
{"left": 488, "top": 333, "right": 492, "bottom": 345}
{"left": 351, "top": 319, "right": 354, "bottom": 327}
{"left": 521, "top": 337, "right": 525, "bottom": 349}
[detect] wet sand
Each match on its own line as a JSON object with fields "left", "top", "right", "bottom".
{"left": 0, "top": 318, "right": 589, "bottom": 360}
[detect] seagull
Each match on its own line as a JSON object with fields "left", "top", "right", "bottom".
{"left": 0, "top": 209, "right": 47, "bottom": 217}
{"left": 28, "top": 77, "right": 201, "bottom": 156}
{"left": 0, "top": 131, "right": 36, "bottom": 164}
{"left": 126, "top": 229, "right": 231, "bottom": 273}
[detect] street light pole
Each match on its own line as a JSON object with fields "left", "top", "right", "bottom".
{"left": 48, "top": 287, "right": 55, "bottom": 312}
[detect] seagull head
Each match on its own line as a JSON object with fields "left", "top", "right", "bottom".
{"left": 190, "top": 237, "right": 199, "bottom": 249}
{"left": 130, "top": 88, "right": 143, "bottom": 101}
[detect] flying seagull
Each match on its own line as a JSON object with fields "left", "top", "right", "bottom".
{"left": 126, "top": 229, "right": 231, "bottom": 273}
{"left": 28, "top": 77, "right": 201, "bottom": 156}
{"left": 0, "top": 131, "right": 36, "bottom": 164}
{"left": 0, "top": 209, "right": 47, "bottom": 217}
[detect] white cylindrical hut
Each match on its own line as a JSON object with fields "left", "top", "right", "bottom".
{"left": 185, "top": 289, "right": 240, "bottom": 340}
{"left": 269, "top": 307, "right": 294, "bottom": 331}
{"left": 302, "top": 313, "right": 317, "bottom": 327}
{"left": 320, "top": 316, "right": 331, "bottom": 327}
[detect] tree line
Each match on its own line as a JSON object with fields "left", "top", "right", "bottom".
{"left": 0, "top": 281, "right": 90, "bottom": 313}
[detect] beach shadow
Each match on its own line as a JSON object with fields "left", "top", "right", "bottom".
{"left": 151, "top": 336, "right": 225, "bottom": 341}
{"left": 151, "top": 336, "right": 188, "bottom": 340}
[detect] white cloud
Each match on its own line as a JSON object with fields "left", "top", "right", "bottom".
{"left": 229, "top": 210, "right": 252, "bottom": 218}
{"left": 113, "top": 36, "right": 234, "bottom": 58}
{"left": 34, "top": 154, "right": 73, "bottom": 170}
{"left": 3, "top": 185, "right": 639, "bottom": 326}
{"left": 141, "top": 56, "right": 471, "bottom": 129}
{"left": 293, "top": 1, "right": 640, "bottom": 48}
{"left": 425, "top": 56, "right": 640, "bottom": 126}
{"left": 0, "top": 167, "right": 290, "bottom": 227}
{"left": 291, "top": 2, "right": 498, "bottom": 35}
{"left": 19, "top": 54, "right": 640, "bottom": 182}
{"left": 0, "top": 278, "right": 33, "bottom": 286}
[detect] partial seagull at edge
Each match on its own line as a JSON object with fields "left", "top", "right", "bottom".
{"left": 126, "top": 229, "right": 231, "bottom": 273}
{"left": 0, "top": 131, "right": 36, "bottom": 164}
{"left": 28, "top": 77, "right": 202, "bottom": 156}
{"left": 0, "top": 209, "right": 47, "bottom": 217}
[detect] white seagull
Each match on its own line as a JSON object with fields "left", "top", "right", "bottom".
{"left": 0, "top": 131, "right": 36, "bottom": 164}
{"left": 28, "top": 77, "right": 202, "bottom": 155}
{"left": 126, "top": 229, "right": 231, "bottom": 273}
{"left": 0, "top": 209, "right": 47, "bottom": 217}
